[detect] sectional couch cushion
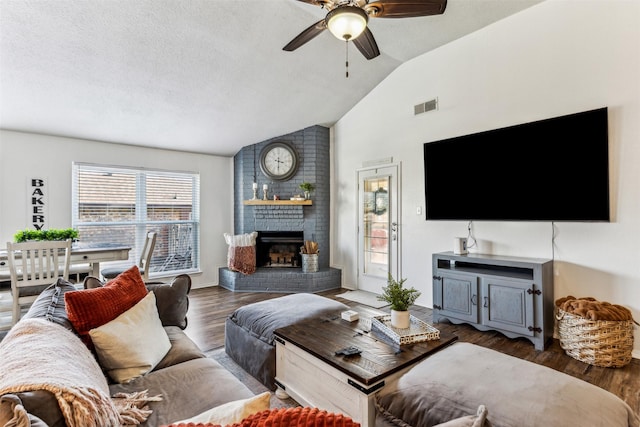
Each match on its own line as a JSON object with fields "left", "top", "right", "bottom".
{"left": 108, "top": 357, "right": 254, "bottom": 427}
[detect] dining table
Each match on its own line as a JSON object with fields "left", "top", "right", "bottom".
{"left": 0, "top": 242, "right": 131, "bottom": 280}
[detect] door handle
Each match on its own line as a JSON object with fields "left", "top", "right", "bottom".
{"left": 471, "top": 294, "right": 477, "bottom": 305}
{"left": 483, "top": 296, "right": 488, "bottom": 308}
{"left": 391, "top": 222, "right": 397, "bottom": 232}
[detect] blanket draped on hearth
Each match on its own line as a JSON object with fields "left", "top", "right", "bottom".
{"left": 0, "top": 318, "right": 162, "bottom": 427}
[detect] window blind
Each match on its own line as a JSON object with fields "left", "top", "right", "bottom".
{"left": 72, "top": 163, "right": 200, "bottom": 277}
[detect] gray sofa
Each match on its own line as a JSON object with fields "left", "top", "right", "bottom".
{"left": 0, "top": 275, "right": 254, "bottom": 427}
{"left": 375, "top": 342, "right": 640, "bottom": 427}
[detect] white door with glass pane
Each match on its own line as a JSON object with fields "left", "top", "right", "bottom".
{"left": 357, "top": 164, "right": 400, "bottom": 294}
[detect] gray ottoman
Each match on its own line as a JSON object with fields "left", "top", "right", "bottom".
{"left": 375, "top": 342, "right": 639, "bottom": 427}
{"left": 224, "top": 293, "right": 348, "bottom": 390}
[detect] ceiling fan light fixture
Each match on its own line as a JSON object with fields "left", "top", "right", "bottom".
{"left": 326, "top": 6, "right": 368, "bottom": 41}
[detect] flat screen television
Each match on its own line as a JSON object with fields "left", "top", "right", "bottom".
{"left": 423, "top": 107, "right": 609, "bottom": 221}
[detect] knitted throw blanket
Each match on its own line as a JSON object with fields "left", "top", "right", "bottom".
{"left": 555, "top": 296, "right": 634, "bottom": 322}
{"left": 0, "top": 319, "right": 161, "bottom": 427}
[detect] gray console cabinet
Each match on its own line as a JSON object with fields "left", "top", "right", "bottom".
{"left": 432, "top": 252, "right": 553, "bottom": 351}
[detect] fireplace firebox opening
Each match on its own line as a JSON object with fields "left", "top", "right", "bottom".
{"left": 256, "top": 231, "right": 304, "bottom": 268}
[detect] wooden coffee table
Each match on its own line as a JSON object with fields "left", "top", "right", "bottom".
{"left": 273, "top": 309, "right": 457, "bottom": 427}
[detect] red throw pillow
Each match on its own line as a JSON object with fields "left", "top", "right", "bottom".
{"left": 162, "top": 407, "right": 360, "bottom": 427}
{"left": 65, "top": 266, "right": 148, "bottom": 347}
{"left": 232, "top": 407, "right": 360, "bottom": 427}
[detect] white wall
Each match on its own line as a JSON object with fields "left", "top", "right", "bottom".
{"left": 332, "top": 0, "right": 640, "bottom": 356}
{"left": 0, "top": 130, "right": 234, "bottom": 288}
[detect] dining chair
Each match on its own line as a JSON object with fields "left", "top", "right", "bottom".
{"left": 101, "top": 231, "right": 157, "bottom": 281}
{"left": 6, "top": 239, "right": 71, "bottom": 325}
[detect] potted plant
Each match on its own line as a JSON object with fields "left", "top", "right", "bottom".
{"left": 299, "top": 182, "right": 315, "bottom": 200}
{"left": 377, "top": 273, "right": 421, "bottom": 328}
{"left": 14, "top": 228, "right": 79, "bottom": 243}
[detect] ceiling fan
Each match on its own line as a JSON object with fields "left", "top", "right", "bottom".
{"left": 283, "top": 0, "right": 448, "bottom": 61}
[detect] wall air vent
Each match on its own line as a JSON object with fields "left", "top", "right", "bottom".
{"left": 414, "top": 98, "right": 438, "bottom": 115}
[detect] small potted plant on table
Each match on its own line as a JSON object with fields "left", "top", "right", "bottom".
{"left": 377, "top": 273, "right": 421, "bottom": 329}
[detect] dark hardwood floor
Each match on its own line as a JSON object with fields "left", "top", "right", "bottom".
{"left": 184, "top": 286, "right": 640, "bottom": 416}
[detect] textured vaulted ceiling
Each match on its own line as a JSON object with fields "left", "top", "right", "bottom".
{"left": 0, "top": 0, "right": 541, "bottom": 156}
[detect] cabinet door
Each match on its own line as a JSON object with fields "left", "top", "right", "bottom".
{"left": 481, "top": 277, "right": 535, "bottom": 336}
{"left": 435, "top": 273, "right": 480, "bottom": 323}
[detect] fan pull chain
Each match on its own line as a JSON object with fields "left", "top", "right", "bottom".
{"left": 345, "top": 40, "right": 349, "bottom": 78}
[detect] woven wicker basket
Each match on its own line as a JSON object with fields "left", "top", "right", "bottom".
{"left": 556, "top": 308, "right": 634, "bottom": 368}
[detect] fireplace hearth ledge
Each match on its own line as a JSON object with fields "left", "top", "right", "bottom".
{"left": 219, "top": 267, "right": 341, "bottom": 293}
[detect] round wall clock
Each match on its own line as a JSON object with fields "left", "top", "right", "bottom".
{"left": 259, "top": 142, "right": 299, "bottom": 181}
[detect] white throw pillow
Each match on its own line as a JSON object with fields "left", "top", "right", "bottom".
{"left": 89, "top": 291, "right": 171, "bottom": 383}
{"left": 175, "top": 392, "right": 271, "bottom": 425}
{"left": 223, "top": 231, "right": 257, "bottom": 247}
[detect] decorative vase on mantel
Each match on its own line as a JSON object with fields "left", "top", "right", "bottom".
{"left": 299, "top": 182, "right": 315, "bottom": 201}
{"left": 377, "top": 273, "right": 422, "bottom": 329}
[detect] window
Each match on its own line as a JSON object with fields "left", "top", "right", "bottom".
{"left": 72, "top": 163, "right": 200, "bottom": 277}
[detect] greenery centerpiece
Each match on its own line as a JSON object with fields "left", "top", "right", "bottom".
{"left": 377, "top": 273, "right": 421, "bottom": 328}
{"left": 299, "top": 182, "right": 315, "bottom": 200}
{"left": 14, "top": 228, "right": 79, "bottom": 243}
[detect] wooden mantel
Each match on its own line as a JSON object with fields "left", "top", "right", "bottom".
{"left": 243, "top": 200, "right": 312, "bottom": 206}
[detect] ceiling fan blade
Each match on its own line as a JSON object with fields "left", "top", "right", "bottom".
{"left": 295, "top": 0, "right": 337, "bottom": 9}
{"left": 364, "top": 0, "right": 447, "bottom": 18}
{"left": 283, "top": 20, "right": 327, "bottom": 52}
{"left": 353, "top": 27, "right": 380, "bottom": 60}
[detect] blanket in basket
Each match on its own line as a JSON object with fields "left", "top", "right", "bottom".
{"left": 0, "top": 318, "right": 161, "bottom": 427}
{"left": 555, "top": 296, "right": 634, "bottom": 321}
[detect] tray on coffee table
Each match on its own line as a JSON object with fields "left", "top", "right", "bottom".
{"left": 371, "top": 315, "right": 440, "bottom": 345}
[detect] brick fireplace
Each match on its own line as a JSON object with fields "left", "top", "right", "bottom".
{"left": 219, "top": 125, "right": 341, "bottom": 293}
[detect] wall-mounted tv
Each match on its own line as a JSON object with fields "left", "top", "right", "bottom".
{"left": 423, "top": 107, "right": 609, "bottom": 221}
